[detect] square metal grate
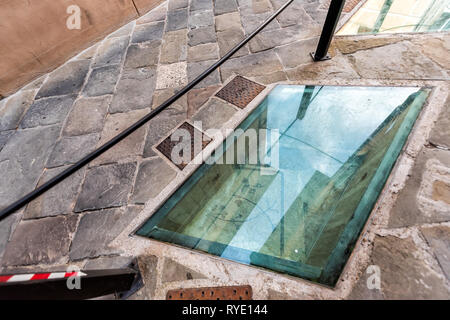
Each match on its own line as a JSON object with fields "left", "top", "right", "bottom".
{"left": 166, "top": 285, "right": 253, "bottom": 300}
{"left": 216, "top": 76, "right": 265, "bottom": 109}
{"left": 156, "top": 121, "right": 211, "bottom": 170}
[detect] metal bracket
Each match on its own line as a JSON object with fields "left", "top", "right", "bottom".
{"left": 310, "top": 52, "right": 331, "bottom": 61}
{"left": 116, "top": 258, "right": 144, "bottom": 300}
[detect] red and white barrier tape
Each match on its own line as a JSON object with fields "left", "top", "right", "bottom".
{"left": 0, "top": 271, "right": 87, "bottom": 283}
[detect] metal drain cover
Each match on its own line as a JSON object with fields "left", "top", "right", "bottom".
{"left": 166, "top": 285, "right": 252, "bottom": 300}
{"left": 216, "top": 76, "right": 265, "bottom": 109}
{"left": 156, "top": 122, "right": 211, "bottom": 170}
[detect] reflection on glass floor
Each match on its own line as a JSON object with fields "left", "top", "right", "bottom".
{"left": 338, "top": 0, "right": 450, "bottom": 35}
{"left": 136, "top": 85, "right": 430, "bottom": 286}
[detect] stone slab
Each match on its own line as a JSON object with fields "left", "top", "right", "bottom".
{"left": 0, "top": 90, "right": 36, "bottom": 131}
{"left": 421, "top": 225, "right": 450, "bottom": 280}
{"left": 82, "top": 64, "right": 121, "bottom": 97}
{"left": 191, "top": 98, "right": 236, "bottom": 130}
{"left": 132, "top": 21, "right": 165, "bottom": 44}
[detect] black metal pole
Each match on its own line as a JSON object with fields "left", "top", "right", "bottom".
{"left": 311, "top": 0, "right": 345, "bottom": 61}
{"left": 0, "top": 0, "right": 295, "bottom": 222}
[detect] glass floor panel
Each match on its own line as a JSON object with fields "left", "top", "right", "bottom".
{"left": 338, "top": 0, "right": 450, "bottom": 35}
{"left": 136, "top": 85, "right": 430, "bottom": 286}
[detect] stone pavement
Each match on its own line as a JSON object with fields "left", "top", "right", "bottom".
{"left": 0, "top": 0, "right": 449, "bottom": 299}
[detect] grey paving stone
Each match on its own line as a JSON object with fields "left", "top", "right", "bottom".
{"left": 22, "top": 75, "right": 46, "bottom": 91}
{"left": 129, "top": 255, "right": 158, "bottom": 300}
{"left": 413, "top": 37, "right": 450, "bottom": 70}
{"left": 24, "top": 165, "right": 85, "bottom": 219}
{"left": 220, "top": 50, "right": 284, "bottom": 81}
{"left": 107, "top": 22, "right": 134, "bottom": 39}
{"left": 368, "top": 235, "right": 449, "bottom": 299}
{"left": 70, "top": 206, "right": 141, "bottom": 260}
{"left": 276, "top": 37, "right": 319, "bottom": 69}
{"left": 1, "top": 215, "right": 78, "bottom": 266}
{"left": 93, "top": 36, "right": 129, "bottom": 68}
{"left": 131, "top": 157, "right": 177, "bottom": 204}
{"left": 348, "top": 41, "right": 448, "bottom": 80}
{"left": 110, "top": 67, "right": 157, "bottom": 113}
{"left": 137, "top": 5, "right": 167, "bottom": 24}
{"left": 160, "top": 30, "right": 187, "bottom": 64}
{"left": 0, "top": 131, "right": 13, "bottom": 152}
{"left": 188, "top": 60, "right": 221, "bottom": 88}
{"left": 189, "top": 10, "right": 214, "bottom": 29}
{"left": 187, "top": 85, "right": 221, "bottom": 117}
{"left": 0, "top": 213, "right": 20, "bottom": 263}
{"left": 0, "top": 126, "right": 61, "bottom": 212}
{"left": 46, "top": 133, "right": 100, "bottom": 168}
{"left": 151, "top": 88, "right": 188, "bottom": 110}
{"left": 429, "top": 96, "right": 450, "bottom": 149}
{"left": 82, "top": 64, "right": 121, "bottom": 97}
{"left": 75, "top": 43, "right": 100, "bottom": 60}
{"left": 271, "top": 0, "right": 315, "bottom": 28}
{"left": 166, "top": 8, "right": 188, "bottom": 31}
{"left": 161, "top": 258, "right": 207, "bottom": 283}
{"left": 188, "top": 43, "right": 219, "bottom": 62}
{"left": 156, "top": 62, "right": 188, "bottom": 89}
{"left": 35, "top": 60, "right": 90, "bottom": 99}
{"left": 20, "top": 95, "right": 76, "bottom": 129}
{"left": 191, "top": 98, "right": 236, "bottom": 130}
{"left": 132, "top": 21, "right": 165, "bottom": 44}
{"left": 346, "top": 267, "right": 386, "bottom": 300}
{"left": 188, "top": 26, "right": 217, "bottom": 46}
{"left": 92, "top": 109, "right": 149, "bottom": 165}
{"left": 0, "top": 90, "right": 36, "bottom": 131}
{"left": 190, "top": 0, "right": 213, "bottom": 12}
{"left": 241, "top": 12, "right": 280, "bottom": 34}
{"left": 143, "top": 108, "right": 186, "bottom": 157}
{"left": 422, "top": 225, "right": 450, "bottom": 280}
{"left": 84, "top": 255, "right": 134, "bottom": 270}
{"left": 168, "top": 0, "right": 188, "bottom": 10}
{"left": 238, "top": 0, "right": 272, "bottom": 15}
{"left": 388, "top": 148, "right": 450, "bottom": 228}
{"left": 214, "top": 0, "right": 238, "bottom": 15}
{"left": 63, "top": 96, "right": 110, "bottom": 136}
{"left": 215, "top": 12, "right": 242, "bottom": 32}
{"left": 217, "top": 27, "right": 249, "bottom": 58}
{"left": 74, "top": 162, "right": 137, "bottom": 212}
{"left": 124, "top": 40, "right": 161, "bottom": 69}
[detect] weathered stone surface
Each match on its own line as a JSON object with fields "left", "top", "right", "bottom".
{"left": 0, "top": 213, "right": 20, "bottom": 262}
{"left": 160, "top": 30, "right": 187, "bottom": 64}
{"left": 413, "top": 36, "right": 450, "bottom": 69}
{"left": 110, "top": 67, "right": 157, "bottom": 113}
{"left": 348, "top": 41, "right": 448, "bottom": 80}
{"left": 156, "top": 62, "right": 188, "bottom": 89}
{"left": 93, "top": 36, "right": 129, "bottom": 68}
{"left": 188, "top": 26, "right": 217, "bottom": 46}
{"left": 129, "top": 255, "right": 158, "bottom": 300}
{"left": 335, "top": 37, "right": 403, "bottom": 55}
{"left": 188, "top": 43, "right": 219, "bottom": 62}
{"left": 169, "top": 0, "right": 188, "bottom": 11}
{"left": 187, "top": 85, "right": 220, "bottom": 117}
{"left": 275, "top": 0, "right": 315, "bottom": 28}
{"left": 0, "top": 131, "right": 13, "bottom": 152}
{"left": 0, "top": 125, "right": 61, "bottom": 211}
{"left": 24, "top": 166, "right": 85, "bottom": 219}
{"left": 220, "top": 50, "right": 284, "bottom": 81}
{"left": 1, "top": 215, "right": 78, "bottom": 266}
{"left": 70, "top": 206, "right": 141, "bottom": 260}
{"left": 189, "top": 10, "right": 214, "bottom": 29}
{"left": 132, "top": 21, "right": 165, "bottom": 44}
{"left": 217, "top": 27, "right": 249, "bottom": 58}
{"left": 74, "top": 162, "right": 137, "bottom": 212}
{"left": 432, "top": 181, "right": 450, "bottom": 205}
{"left": 83, "top": 64, "right": 121, "bottom": 97}
{"left": 214, "top": 0, "right": 238, "bottom": 16}
{"left": 267, "top": 289, "right": 314, "bottom": 300}
{"left": 151, "top": 88, "right": 188, "bottom": 111}
{"left": 63, "top": 96, "right": 110, "bottom": 136}
{"left": 125, "top": 40, "right": 161, "bottom": 69}
{"left": 276, "top": 37, "right": 318, "bottom": 68}
{"left": 20, "top": 95, "right": 76, "bottom": 129}
{"left": 35, "top": 60, "right": 90, "bottom": 99}
{"left": 143, "top": 108, "right": 186, "bottom": 157}
{"left": 84, "top": 255, "right": 133, "bottom": 270}
{"left": 192, "top": 98, "right": 236, "bottom": 130}
{"left": 429, "top": 96, "right": 450, "bottom": 149}
{"left": 46, "top": 133, "right": 100, "bottom": 168}
{"left": 166, "top": 8, "right": 188, "bottom": 31}
{"left": 241, "top": 12, "right": 280, "bottom": 34}
{"left": 389, "top": 148, "right": 450, "bottom": 228}
{"left": 137, "top": 5, "right": 167, "bottom": 24}
{"left": 422, "top": 225, "right": 450, "bottom": 280}
{"left": 239, "top": 0, "right": 271, "bottom": 15}
{"left": 92, "top": 109, "right": 149, "bottom": 165}
{"left": 252, "top": 70, "right": 287, "bottom": 84}
{"left": 131, "top": 157, "right": 177, "bottom": 204}
{"left": 161, "top": 258, "right": 206, "bottom": 282}
{"left": 188, "top": 60, "right": 221, "bottom": 88}
{"left": 215, "top": 12, "right": 241, "bottom": 32}
{"left": 0, "top": 90, "right": 36, "bottom": 131}
{"left": 346, "top": 267, "right": 385, "bottom": 300}
{"left": 107, "top": 22, "right": 134, "bottom": 39}
{"left": 190, "top": 0, "right": 213, "bottom": 12}
{"left": 286, "top": 54, "right": 359, "bottom": 81}
{"left": 75, "top": 43, "right": 100, "bottom": 60}
{"left": 368, "top": 235, "right": 449, "bottom": 299}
